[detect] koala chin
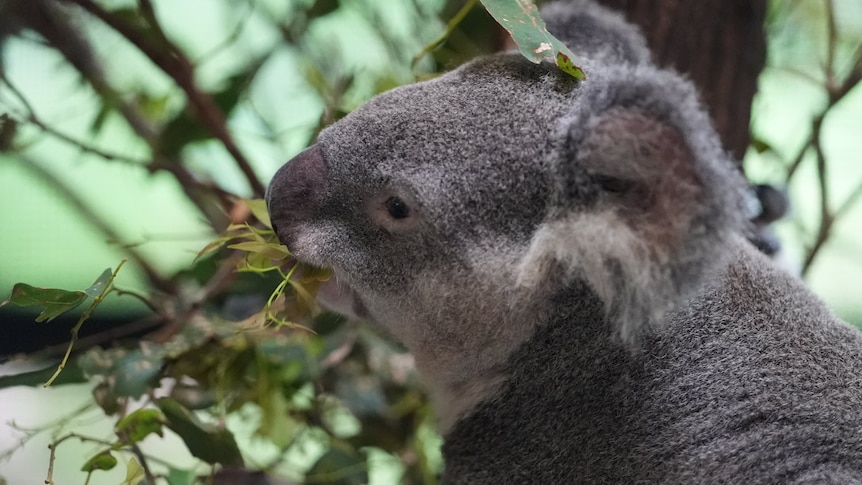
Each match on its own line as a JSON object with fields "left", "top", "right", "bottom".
{"left": 267, "top": 1, "right": 862, "bottom": 483}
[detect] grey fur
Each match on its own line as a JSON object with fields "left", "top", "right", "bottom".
{"left": 267, "top": 1, "right": 862, "bottom": 482}
{"left": 542, "top": 0, "right": 651, "bottom": 65}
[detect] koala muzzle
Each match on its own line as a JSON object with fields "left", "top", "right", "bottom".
{"left": 266, "top": 144, "right": 328, "bottom": 250}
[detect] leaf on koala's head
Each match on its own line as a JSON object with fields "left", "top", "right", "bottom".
{"left": 480, "top": 0, "right": 586, "bottom": 80}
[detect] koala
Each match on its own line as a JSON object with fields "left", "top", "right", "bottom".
{"left": 267, "top": 1, "right": 862, "bottom": 483}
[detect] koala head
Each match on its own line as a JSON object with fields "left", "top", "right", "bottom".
{"left": 267, "top": 2, "right": 749, "bottom": 427}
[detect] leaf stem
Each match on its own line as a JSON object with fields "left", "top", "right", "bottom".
{"left": 412, "top": 0, "right": 480, "bottom": 68}
{"left": 44, "top": 260, "right": 127, "bottom": 387}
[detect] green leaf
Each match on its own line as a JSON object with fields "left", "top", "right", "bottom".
{"left": 0, "top": 363, "right": 86, "bottom": 389}
{"left": 121, "top": 456, "right": 145, "bottom": 485}
{"left": 0, "top": 267, "right": 114, "bottom": 322}
{"left": 116, "top": 408, "right": 165, "bottom": 444}
{"left": 227, "top": 241, "right": 290, "bottom": 260}
{"left": 113, "top": 350, "right": 164, "bottom": 398}
{"left": 81, "top": 450, "right": 118, "bottom": 472}
{"left": 166, "top": 468, "right": 195, "bottom": 485}
{"left": 480, "top": 0, "right": 586, "bottom": 79}
{"left": 84, "top": 268, "right": 114, "bottom": 298}
{"left": 244, "top": 199, "right": 273, "bottom": 229}
{"left": 155, "top": 398, "right": 243, "bottom": 466}
{"left": 1, "top": 283, "right": 87, "bottom": 322}
{"left": 306, "top": 443, "right": 368, "bottom": 485}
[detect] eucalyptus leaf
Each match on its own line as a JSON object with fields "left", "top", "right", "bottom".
{"left": 244, "top": 199, "right": 273, "bottom": 229}
{"left": 81, "top": 450, "right": 117, "bottom": 472}
{"left": 116, "top": 408, "right": 165, "bottom": 444}
{"left": 480, "top": 0, "right": 586, "bottom": 79}
{"left": 1, "top": 283, "right": 87, "bottom": 322}
{"left": 121, "top": 456, "right": 145, "bottom": 485}
{"left": 156, "top": 398, "right": 243, "bottom": 466}
{"left": 84, "top": 268, "right": 114, "bottom": 298}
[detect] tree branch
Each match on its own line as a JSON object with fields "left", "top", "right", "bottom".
{"left": 7, "top": 0, "right": 231, "bottom": 229}
{"left": 62, "top": 0, "right": 267, "bottom": 197}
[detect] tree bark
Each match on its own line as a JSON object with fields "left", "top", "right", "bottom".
{"left": 598, "top": 0, "right": 768, "bottom": 166}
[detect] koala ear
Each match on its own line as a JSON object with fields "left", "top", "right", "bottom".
{"left": 519, "top": 67, "right": 749, "bottom": 343}
{"left": 541, "top": 0, "right": 650, "bottom": 65}
{"left": 577, "top": 107, "right": 703, "bottom": 244}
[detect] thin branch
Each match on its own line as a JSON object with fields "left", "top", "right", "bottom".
{"left": 801, "top": 115, "right": 831, "bottom": 276}
{"left": 824, "top": 0, "right": 838, "bottom": 86}
{"left": 835, "top": 179, "right": 862, "bottom": 220}
{"left": 797, "top": 3, "right": 862, "bottom": 275}
{"left": 195, "top": 0, "right": 257, "bottom": 66}
{"left": 63, "top": 0, "right": 267, "bottom": 197}
{"left": 148, "top": 251, "right": 244, "bottom": 343}
{"left": 44, "top": 261, "right": 128, "bottom": 387}
{"left": 130, "top": 443, "right": 159, "bottom": 485}
{"left": 0, "top": 73, "right": 148, "bottom": 165}
{"left": 8, "top": 0, "right": 230, "bottom": 228}
{"left": 35, "top": 316, "right": 163, "bottom": 359}
{"left": 412, "top": 0, "right": 480, "bottom": 67}
{"left": 784, "top": 132, "right": 813, "bottom": 182}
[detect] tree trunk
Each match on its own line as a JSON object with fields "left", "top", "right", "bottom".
{"left": 598, "top": 0, "right": 768, "bottom": 166}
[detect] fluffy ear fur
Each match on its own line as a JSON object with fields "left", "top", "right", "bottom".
{"left": 542, "top": 0, "right": 651, "bottom": 65}
{"left": 519, "top": 66, "right": 749, "bottom": 343}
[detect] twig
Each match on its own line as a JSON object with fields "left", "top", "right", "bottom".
{"left": 112, "top": 287, "right": 162, "bottom": 315}
{"left": 195, "top": 0, "right": 257, "bottom": 66}
{"left": 801, "top": 115, "right": 830, "bottom": 276}
{"left": 797, "top": 0, "right": 862, "bottom": 275}
{"left": 148, "top": 251, "right": 244, "bottom": 343}
{"left": 45, "top": 433, "right": 116, "bottom": 485}
{"left": 9, "top": 0, "right": 230, "bottom": 228}
{"left": 412, "top": 0, "right": 480, "bottom": 67}
{"left": 0, "top": 73, "right": 147, "bottom": 165}
{"left": 35, "top": 316, "right": 164, "bottom": 359}
{"left": 130, "top": 443, "right": 159, "bottom": 484}
{"left": 44, "top": 261, "right": 127, "bottom": 387}
{"left": 63, "top": 0, "right": 267, "bottom": 197}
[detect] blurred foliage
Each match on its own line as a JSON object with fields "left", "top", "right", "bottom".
{"left": 748, "top": 0, "right": 862, "bottom": 281}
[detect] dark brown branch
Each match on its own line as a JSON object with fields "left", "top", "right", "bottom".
{"left": 0, "top": 73, "right": 149, "bottom": 165}
{"left": 599, "top": 0, "right": 768, "bottom": 163}
{"left": 7, "top": 0, "right": 230, "bottom": 229}
{"left": 62, "top": 0, "right": 267, "bottom": 197}
{"left": 797, "top": 3, "right": 862, "bottom": 275}
{"left": 802, "top": 115, "right": 831, "bottom": 276}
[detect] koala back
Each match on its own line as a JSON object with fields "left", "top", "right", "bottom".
{"left": 443, "top": 244, "right": 862, "bottom": 483}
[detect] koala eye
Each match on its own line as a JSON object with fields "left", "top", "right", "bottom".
{"left": 385, "top": 196, "right": 411, "bottom": 219}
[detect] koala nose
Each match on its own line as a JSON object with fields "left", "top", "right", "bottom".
{"left": 266, "top": 144, "right": 329, "bottom": 249}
